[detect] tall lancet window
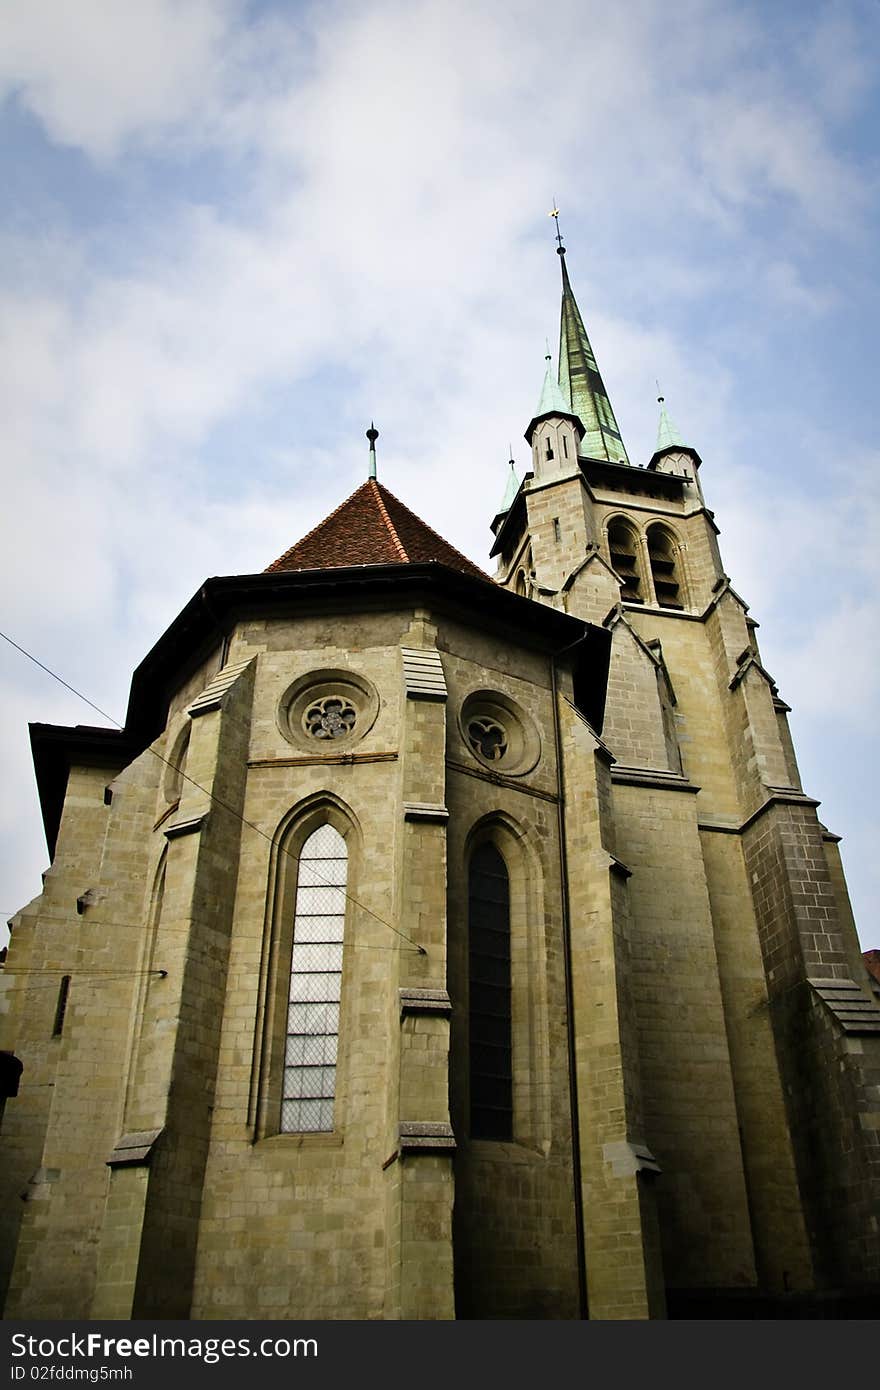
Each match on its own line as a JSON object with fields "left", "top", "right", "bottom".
{"left": 282, "top": 824, "right": 347, "bottom": 1133}
{"left": 468, "top": 843, "right": 512, "bottom": 1140}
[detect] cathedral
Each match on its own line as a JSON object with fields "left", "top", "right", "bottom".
{"left": 1, "top": 240, "right": 878, "bottom": 1321}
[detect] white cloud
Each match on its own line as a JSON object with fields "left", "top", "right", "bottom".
{"left": 0, "top": 0, "right": 240, "bottom": 160}
{"left": 781, "top": 602, "right": 880, "bottom": 725}
{"left": 795, "top": 2, "right": 877, "bottom": 121}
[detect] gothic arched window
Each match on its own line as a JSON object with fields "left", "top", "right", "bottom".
{"left": 468, "top": 843, "right": 512, "bottom": 1141}
{"left": 646, "top": 523, "right": 686, "bottom": 610}
{"left": 281, "top": 823, "right": 347, "bottom": 1133}
{"left": 608, "top": 517, "right": 645, "bottom": 604}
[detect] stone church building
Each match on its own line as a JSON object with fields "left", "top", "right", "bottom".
{"left": 1, "top": 246, "right": 878, "bottom": 1320}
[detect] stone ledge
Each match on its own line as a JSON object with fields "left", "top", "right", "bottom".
{"left": 608, "top": 854, "right": 632, "bottom": 880}
{"left": 164, "top": 812, "right": 209, "bottom": 840}
{"left": 740, "top": 791, "right": 820, "bottom": 834}
{"left": 399, "top": 1121, "right": 456, "bottom": 1153}
{"left": 107, "top": 1128, "right": 164, "bottom": 1168}
{"left": 699, "top": 790, "right": 822, "bottom": 838}
{"left": 603, "top": 1139, "right": 661, "bottom": 1177}
{"left": 403, "top": 802, "right": 449, "bottom": 823}
{"left": 611, "top": 766, "right": 700, "bottom": 794}
{"left": 400, "top": 988, "right": 452, "bottom": 1017}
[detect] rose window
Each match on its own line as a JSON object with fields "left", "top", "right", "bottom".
{"left": 304, "top": 697, "right": 358, "bottom": 741}
{"left": 279, "top": 670, "right": 377, "bottom": 752}
{"left": 467, "top": 717, "right": 508, "bottom": 762}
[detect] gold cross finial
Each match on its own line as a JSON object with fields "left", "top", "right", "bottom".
{"left": 548, "top": 201, "right": 564, "bottom": 253}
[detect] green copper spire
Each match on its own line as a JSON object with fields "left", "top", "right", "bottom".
{"left": 500, "top": 455, "right": 520, "bottom": 512}
{"left": 655, "top": 394, "right": 686, "bottom": 452}
{"left": 536, "top": 347, "right": 572, "bottom": 418}
{"left": 556, "top": 241, "right": 629, "bottom": 464}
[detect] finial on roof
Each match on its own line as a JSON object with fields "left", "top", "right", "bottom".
{"left": 367, "top": 422, "right": 379, "bottom": 480}
{"left": 549, "top": 201, "right": 565, "bottom": 257}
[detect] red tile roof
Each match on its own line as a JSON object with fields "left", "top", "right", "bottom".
{"left": 265, "top": 479, "right": 488, "bottom": 580}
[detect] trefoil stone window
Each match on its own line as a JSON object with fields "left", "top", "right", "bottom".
{"left": 467, "top": 717, "right": 508, "bottom": 762}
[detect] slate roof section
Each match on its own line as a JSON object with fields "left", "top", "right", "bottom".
{"left": 809, "top": 978, "right": 880, "bottom": 1034}
{"left": 187, "top": 658, "right": 254, "bottom": 719}
{"left": 265, "top": 479, "right": 488, "bottom": 581}
{"left": 401, "top": 647, "right": 448, "bottom": 700}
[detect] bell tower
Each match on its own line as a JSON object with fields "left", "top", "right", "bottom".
{"left": 490, "top": 229, "right": 880, "bottom": 1308}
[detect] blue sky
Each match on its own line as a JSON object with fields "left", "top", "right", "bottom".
{"left": 0, "top": 0, "right": 877, "bottom": 948}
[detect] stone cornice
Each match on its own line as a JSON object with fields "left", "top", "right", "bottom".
{"left": 611, "top": 766, "right": 700, "bottom": 793}
{"left": 399, "top": 988, "right": 452, "bottom": 1017}
{"left": 398, "top": 1121, "right": 456, "bottom": 1153}
{"left": 699, "top": 789, "right": 821, "bottom": 837}
{"left": 620, "top": 573, "right": 754, "bottom": 626}
{"left": 403, "top": 803, "right": 449, "bottom": 823}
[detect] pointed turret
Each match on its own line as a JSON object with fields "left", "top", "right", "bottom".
{"left": 648, "top": 393, "right": 702, "bottom": 477}
{"left": 655, "top": 395, "right": 685, "bottom": 453}
{"left": 557, "top": 246, "right": 629, "bottom": 464}
{"left": 524, "top": 349, "right": 584, "bottom": 481}
{"left": 535, "top": 350, "right": 572, "bottom": 419}
{"left": 500, "top": 456, "right": 520, "bottom": 513}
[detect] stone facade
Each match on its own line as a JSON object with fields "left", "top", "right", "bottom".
{"left": 2, "top": 261, "right": 878, "bottom": 1320}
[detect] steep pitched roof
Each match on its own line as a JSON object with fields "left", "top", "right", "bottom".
{"left": 535, "top": 352, "right": 573, "bottom": 418}
{"left": 265, "top": 478, "right": 488, "bottom": 580}
{"left": 499, "top": 458, "right": 520, "bottom": 513}
{"left": 656, "top": 394, "right": 687, "bottom": 452}
{"left": 557, "top": 249, "right": 629, "bottom": 464}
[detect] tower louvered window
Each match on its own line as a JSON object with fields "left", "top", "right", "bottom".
{"left": 468, "top": 843, "right": 512, "bottom": 1141}
{"left": 647, "top": 524, "right": 684, "bottom": 610}
{"left": 281, "top": 824, "right": 347, "bottom": 1133}
{"left": 608, "top": 518, "right": 644, "bottom": 604}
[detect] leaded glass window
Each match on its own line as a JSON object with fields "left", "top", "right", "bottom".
{"left": 468, "top": 843, "right": 512, "bottom": 1140}
{"left": 281, "top": 824, "right": 347, "bottom": 1133}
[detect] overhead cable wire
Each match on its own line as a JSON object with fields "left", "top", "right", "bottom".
{"left": 0, "top": 627, "right": 425, "bottom": 955}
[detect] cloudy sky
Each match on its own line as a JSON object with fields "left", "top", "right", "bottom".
{"left": 0, "top": 0, "right": 877, "bottom": 949}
